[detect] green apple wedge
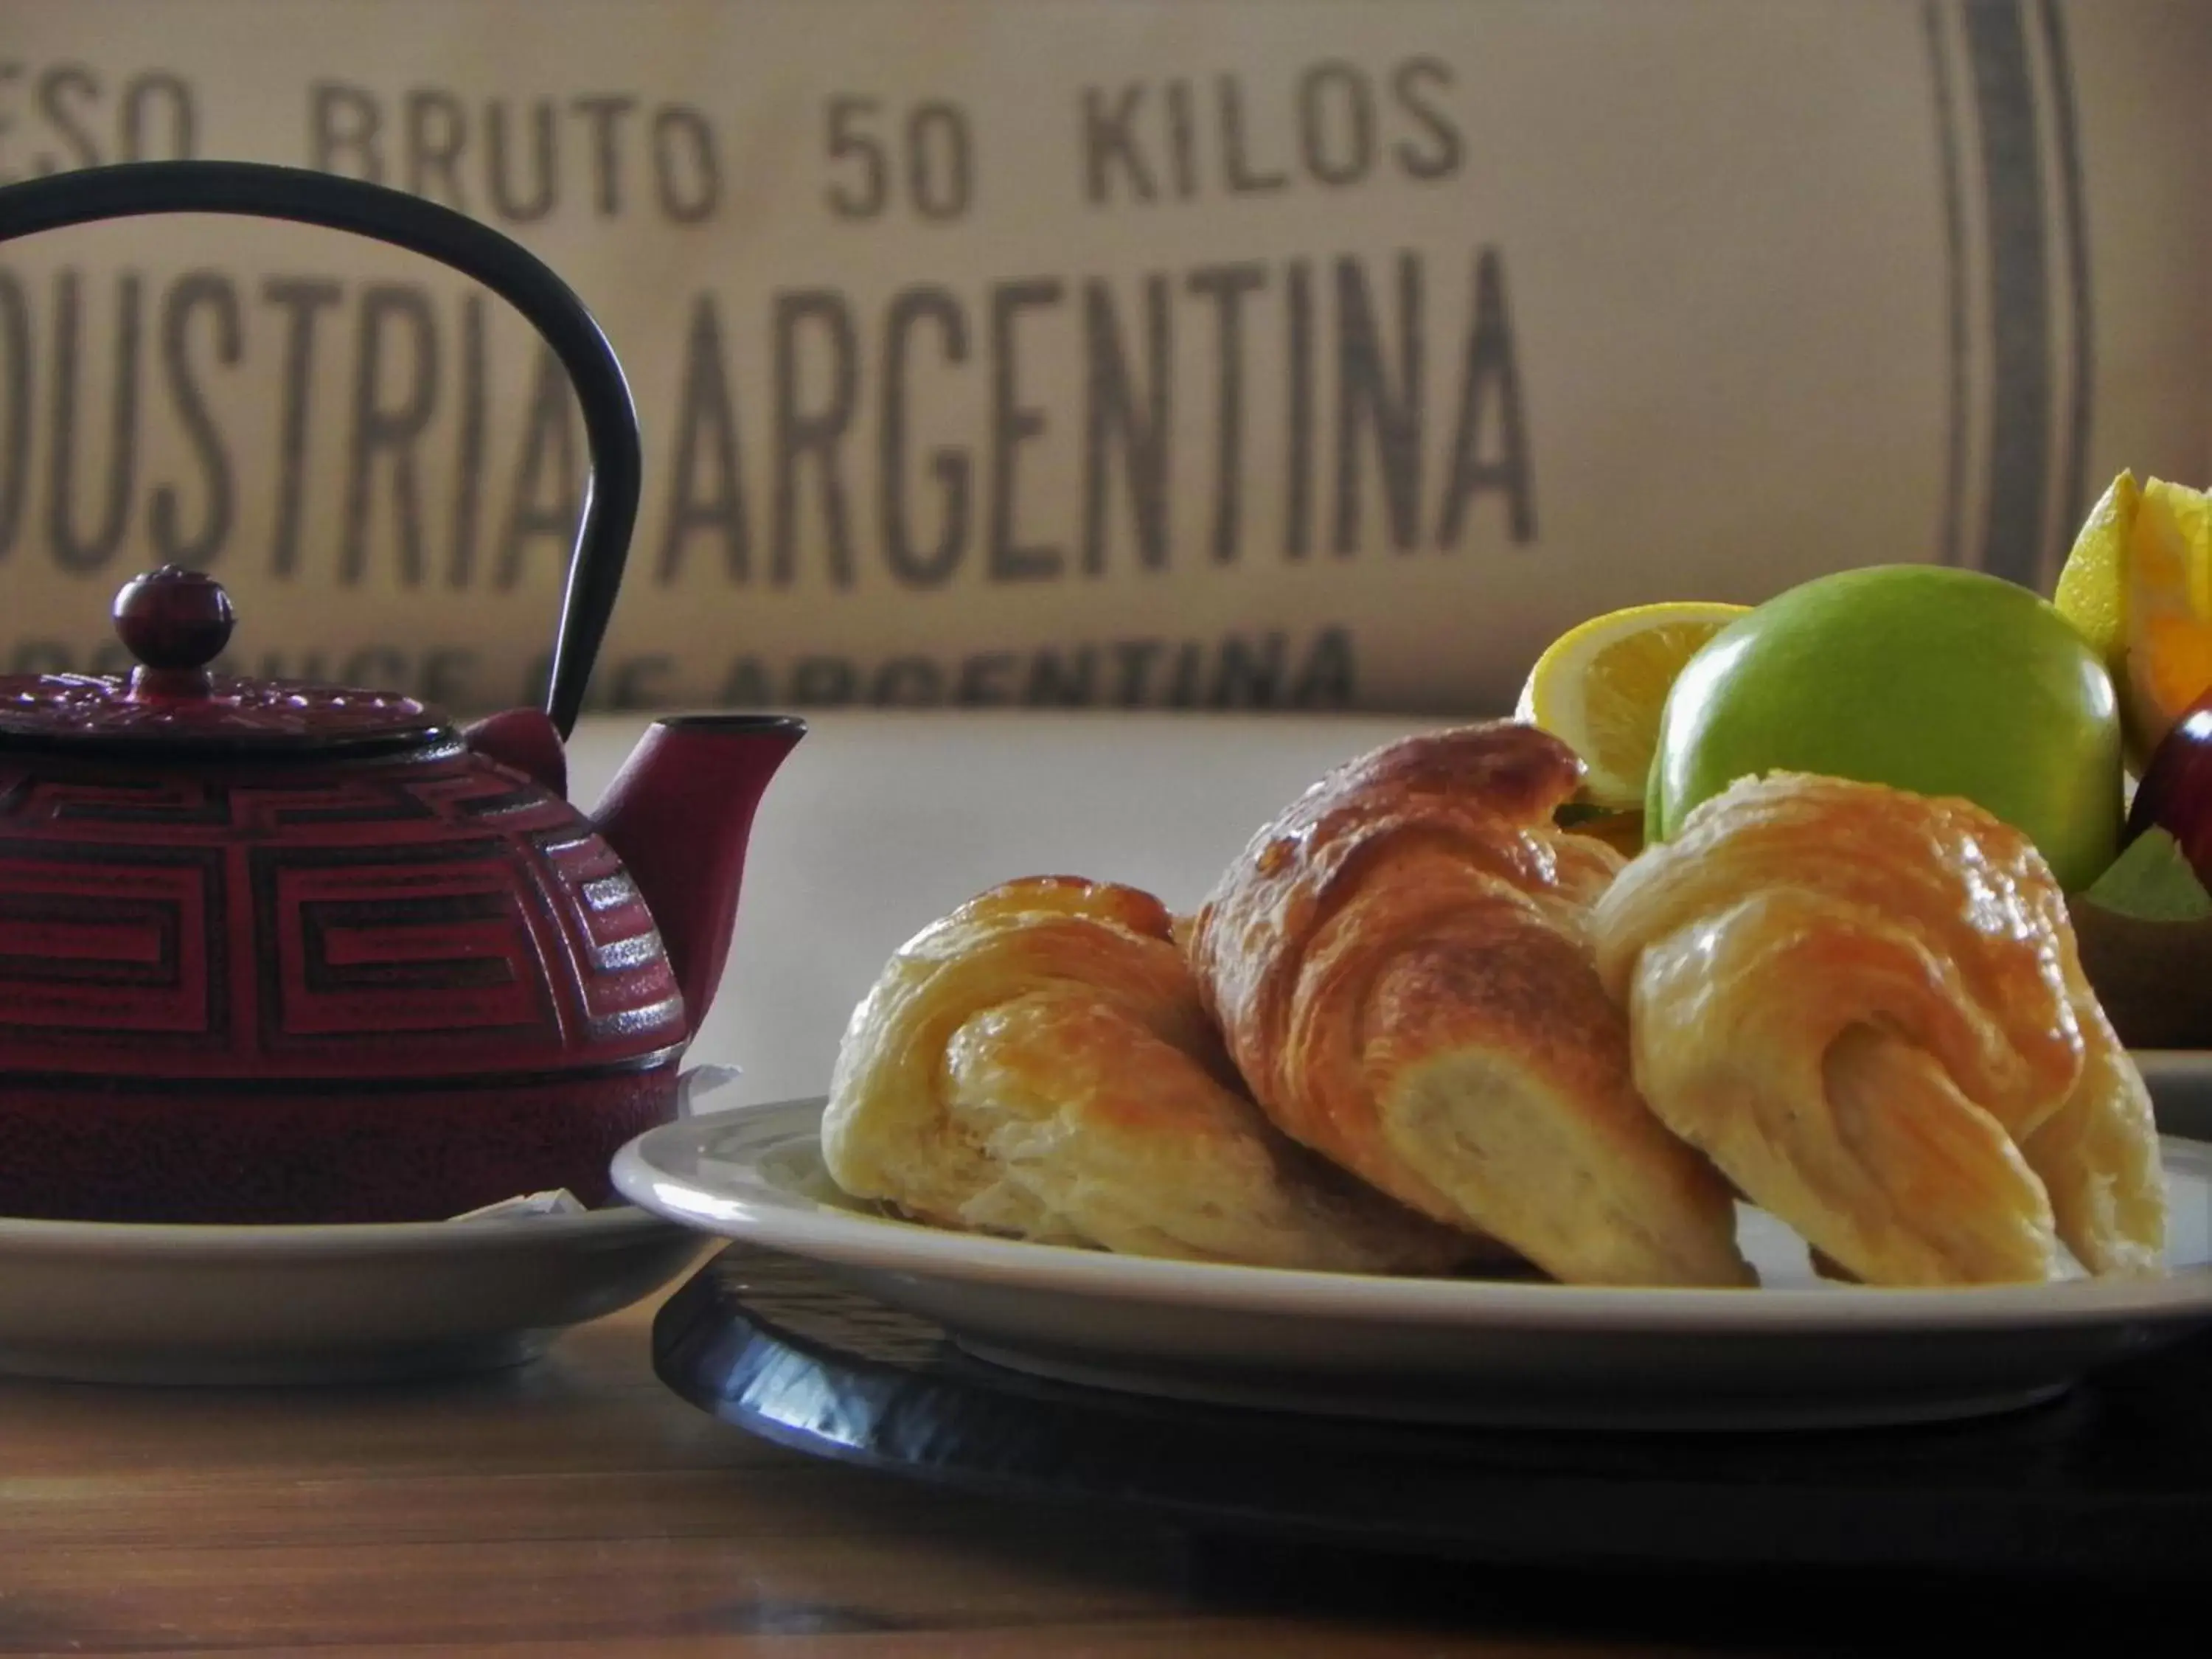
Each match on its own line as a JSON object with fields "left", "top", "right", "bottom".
{"left": 1647, "top": 565, "right": 2124, "bottom": 893}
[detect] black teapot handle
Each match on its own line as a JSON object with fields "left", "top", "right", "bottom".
{"left": 0, "top": 159, "right": 639, "bottom": 740}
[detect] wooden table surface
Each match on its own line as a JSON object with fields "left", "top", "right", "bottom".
{"left": 0, "top": 1281, "right": 2158, "bottom": 1659}
{"left": 0, "top": 1286, "right": 1637, "bottom": 1659}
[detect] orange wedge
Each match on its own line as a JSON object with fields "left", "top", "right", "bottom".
{"left": 2055, "top": 470, "right": 2212, "bottom": 770}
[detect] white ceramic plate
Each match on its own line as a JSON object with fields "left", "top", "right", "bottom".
{"left": 614, "top": 1099, "right": 2212, "bottom": 1432}
{"left": 0, "top": 1205, "right": 709, "bottom": 1386}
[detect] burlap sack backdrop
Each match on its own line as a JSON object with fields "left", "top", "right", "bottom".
{"left": 1, "top": 0, "right": 2205, "bottom": 717}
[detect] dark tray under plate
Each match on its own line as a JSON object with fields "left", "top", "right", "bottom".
{"left": 653, "top": 1244, "right": 2212, "bottom": 1576}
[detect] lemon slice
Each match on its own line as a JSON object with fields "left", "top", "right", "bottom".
{"left": 1515, "top": 602, "right": 1750, "bottom": 809}
{"left": 2053, "top": 470, "right": 2137, "bottom": 672}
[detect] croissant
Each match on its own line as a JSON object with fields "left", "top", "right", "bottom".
{"left": 1186, "top": 722, "right": 1753, "bottom": 1287}
{"left": 821, "top": 875, "right": 1472, "bottom": 1274}
{"left": 1590, "top": 771, "right": 2166, "bottom": 1285}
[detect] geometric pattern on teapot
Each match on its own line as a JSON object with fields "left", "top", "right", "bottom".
{"left": 0, "top": 756, "right": 684, "bottom": 1084}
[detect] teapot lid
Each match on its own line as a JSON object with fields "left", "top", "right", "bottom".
{"left": 0, "top": 568, "right": 452, "bottom": 755}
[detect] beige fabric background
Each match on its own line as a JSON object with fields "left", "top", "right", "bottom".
{"left": 1, "top": 0, "right": 2206, "bottom": 716}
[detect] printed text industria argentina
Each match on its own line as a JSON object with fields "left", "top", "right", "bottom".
{"left": 0, "top": 244, "right": 1531, "bottom": 584}
{"left": 0, "top": 251, "right": 1528, "bottom": 709}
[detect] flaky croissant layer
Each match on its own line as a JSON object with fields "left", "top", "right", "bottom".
{"left": 1187, "top": 722, "right": 1753, "bottom": 1287}
{"left": 1591, "top": 771, "right": 2166, "bottom": 1285}
{"left": 822, "top": 876, "right": 1475, "bottom": 1275}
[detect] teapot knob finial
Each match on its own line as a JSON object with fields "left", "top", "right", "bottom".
{"left": 114, "top": 566, "right": 236, "bottom": 677}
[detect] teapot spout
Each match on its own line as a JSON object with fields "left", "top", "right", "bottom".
{"left": 592, "top": 714, "right": 805, "bottom": 1032}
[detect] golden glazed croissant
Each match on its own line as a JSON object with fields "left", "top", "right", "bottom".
{"left": 1186, "top": 723, "right": 1753, "bottom": 1287}
{"left": 1590, "top": 772, "right": 2166, "bottom": 1286}
{"left": 821, "top": 876, "right": 1472, "bottom": 1273}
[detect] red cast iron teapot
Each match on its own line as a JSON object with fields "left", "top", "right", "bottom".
{"left": 0, "top": 161, "right": 802, "bottom": 1223}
